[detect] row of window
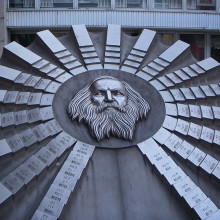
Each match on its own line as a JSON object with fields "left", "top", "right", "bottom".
{"left": 11, "top": 32, "right": 220, "bottom": 62}
{"left": 9, "top": 0, "right": 216, "bottom": 10}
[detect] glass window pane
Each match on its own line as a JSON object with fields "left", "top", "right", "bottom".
{"left": 9, "top": 0, "right": 35, "bottom": 8}
{"left": 211, "top": 35, "right": 220, "bottom": 63}
{"left": 180, "top": 34, "right": 205, "bottom": 61}
{"left": 116, "top": 0, "right": 147, "bottom": 8}
{"left": 41, "top": 0, "right": 54, "bottom": 7}
{"left": 78, "top": 0, "right": 98, "bottom": 8}
{"left": 161, "top": 33, "right": 174, "bottom": 46}
{"left": 187, "top": 0, "right": 216, "bottom": 10}
{"left": 53, "top": 0, "right": 73, "bottom": 8}
{"left": 154, "top": 0, "right": 181, "bottom": 9}
{"left": 11, "top": 34, "right": 35, "bottom": 47}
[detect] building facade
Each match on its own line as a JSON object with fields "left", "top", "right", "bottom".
{"left": 1, "top": 0, "right": 220, "bottom": 61}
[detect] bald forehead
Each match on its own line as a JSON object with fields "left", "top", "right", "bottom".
{"left": 90, "top": 79, "right": 126, "bottom": 93}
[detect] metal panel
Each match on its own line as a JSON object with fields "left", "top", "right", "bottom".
{"left": 6, "top": 10, "right": 220, "bottom": 30}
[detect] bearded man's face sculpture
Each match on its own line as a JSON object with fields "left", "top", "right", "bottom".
{"left": 67, "top": 76, "right": 150, "bottom": 141}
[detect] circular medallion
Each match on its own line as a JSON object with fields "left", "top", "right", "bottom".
{"left": 53, "top": 69, "right": 165, "bottom": 148}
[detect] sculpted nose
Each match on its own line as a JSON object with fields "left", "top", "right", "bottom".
{"left": 105, "top": 89, "right": 113, "bottom": 102}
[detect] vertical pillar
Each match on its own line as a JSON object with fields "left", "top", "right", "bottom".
{"left": 35, "top": 0, "right": 40, "bottom": 9}
{"left": 111, "top": 0, "right": 115, "bottom": 10}
{"left": 173, "top": 32, "right": 180, "bottom": 43}
{"left": 148, "top": 0, "right": 153, "bottom": 10}
{"left": 216, "top": 0, "right": 220, "bottom": 12}
{"left": 182, "top": 0, "right": 187, "bottom": 11}
{"left": 205, "top": 33, "right": 211, "bottom": 59}
{"left": 73, "top": 0, "right": 78, "bottom": 9}
{"left": 142, "top": 0, "right": 147, "bottom": 9}
{"left": 0, "top": 0, "right": 9, "bottom": 56}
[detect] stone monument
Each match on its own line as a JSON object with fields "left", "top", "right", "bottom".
{"left": 0, "top": 24, "right": 220, "bottom": 220}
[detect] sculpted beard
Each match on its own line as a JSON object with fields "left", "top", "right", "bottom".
{"left": 68, "top": 82, "right": 150, "bottom": 141}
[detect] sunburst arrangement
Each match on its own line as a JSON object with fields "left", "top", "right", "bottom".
{"left": 0, "top": 24, "right": 220, "bottom": 220}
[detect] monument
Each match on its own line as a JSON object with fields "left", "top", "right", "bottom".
{"left": 0, "top": 24, "right": 220, "bottom": 220}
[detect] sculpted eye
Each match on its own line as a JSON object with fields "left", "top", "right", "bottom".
{"left": 114, "top": 91, "right": 124, "bottom": 96}
{"left": 94, "top": 91, "right": 102, "bottom": 96}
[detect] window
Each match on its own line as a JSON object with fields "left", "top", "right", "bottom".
{"left": 78, "top": 0, "right": 110, "bottom": 8}
{"left": 9, "top": 0, "right": 35, "bottom": 8}
{"left": 40, "top": 0, "right": 54, "bottom": 7}
{"left": 53, "top": 0, "right": 73, "bottom": 8}
{"left": 187, "top": 0, "right": 216, "bottom": 10}
{"left": 154, "top": 0, "right": 182, "bottom": 9}
{"left": 180, "top": 34, "right": 205, "bottom": 61}
{"left": 211, "top": 35, "right": 220, "bottom": 63}
{"left": 11, "top": 34, "right": 35, "bottom": 47}
{"left": 116, "top": 0, "right": 147, "bottom": 8}
{"left": 161, "top": 33, "right": 174, "bottom": 46}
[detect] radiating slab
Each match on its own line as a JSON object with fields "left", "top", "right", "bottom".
{"left": 1, "top": 172, "right": 24, "bottom": 194}
{"left": 0, "top": 182, "right": 12, "bottom": 205}
{"left": 187, "top": 148, "right": 206, "bottom": 166}
{"left": 189, "top": 105, "right": 202, "bottom": 118}
{"left": 0, "top": 139, "right": 12, "bottom": 156}
{"left": 6, "top": 134, "right": 25, "bottom": 152}
{"left": 166, "top": 73, "right": 182, "bottom": 84}
{"left": 183, "top": 187, "right": 207, "bottom": 208}
{"left": 32, "top": 124, "right": 51, "bottom": 142}
{"left": 177, "top": 104, "right": 190, "bottom": 117}
{"left": 175, "top": 119, "right": 190, "bottom": 135}
{"left": 190, "top": 87, "right": 205, "bottom": 99}
{"left": 37, "top": 30, "right": 66, "bottom": 54}
{"left": 0, "top": 65, "right": 22, "bottom": 81}
{"left": 201, "top": 106, "right": 214, "bottom": 119}
{"left": 46, "top": 184, "right": 71, "bottom": 205}
{"left": 210, "top": 84, "right": 220, "bottom": 95}
{"left": 44, "top": 119, "right": 63, "bottom": 136}
{"left": 164, "top": 134, "right": 182, "bottom": 152}
{"left": 173, "top": 176, "right": 196, "bottom": 197}
{"left": 1, "top": 112, "right": 15, "bottom": 127}
{"left": 188, "top": 123, "right": 202, "bottom": 140}
{"left": 212, "top": 106, "right": 220, "bottom": 119}
{"left": 23, "top": 155, "right": 46, "bottom": 175}
{"left": 38, "top": 197, "right": 64, "bottom": 217}
{"left": 180, "top": 88, "right": 195, "bottom": 100}
{"left": 14, "top": 73, "right": 30, "bottom": 84}
{"left": 27, "top": 108, "right": 41, "bottom": 123}
{"left": 28, "top": 93, "right": 42, "bottom": 105}
{"left": 200, "top": 85, "right": 215, "bottom": 97}
{"left": 153, "top": 127, "right": 172, "bottom": 144}
{"left": 199, "top": 155, "right": 218, "bottom": 174}
{"left": 40, "top": 106, "right": 54, "bottom": 121}
{"left": 3, "top": 91, "right": 19, "bottom": 103}
{"left": 197, "top": 57, "right": 220, "bottom": 71}
{"left": 163, "top": 166, "right": 186, "bottom": 185}
{"left": 162, "top": 115, "right": 177, "bottom": 131}
{"left": 175, "top": 141, "right": 194, "bottom": 160}
{"left": 165, "top": 103, "right": 177, "bottom": 116}
{"left": 160, "top": 91, "right": 174, "bottom": 102}
{"left": 31, "top": 210, "right": 57, "bottom": 220}
{"left": 159, "top": 40, "right": 189, "bottom": 63}
{"left": 4, "top": 41, "right": 41, "bottom": 65}
{"left": 40, "top": 94, "right": 54, "bottom": 106}
{"left": 194, "top": 198, "right": 218, "bottom": 220}
{"left": 13, "top": 164, "right": 35, "bottom": 184}
{"left": 155, "top": 156, "right": 177, "bottom": 175}
{"left": 35, "top": 147, "right": 56, "bottom": 166}
{"left": 16, "top": 92, "right": 30, "bottom": 104}
{"left": 19, "top": 129, "right": 38, "bottom": 147}
{"left": 200, "top": 126, "right": 214, "bottom": 143}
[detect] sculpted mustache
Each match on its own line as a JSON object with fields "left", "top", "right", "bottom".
{"left": 96, "top": 103, "right": 126, "bottom": 113}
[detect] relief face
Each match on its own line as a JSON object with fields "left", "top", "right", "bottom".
{"left": 67, "top": 76, "right": 150, "bottom": 141}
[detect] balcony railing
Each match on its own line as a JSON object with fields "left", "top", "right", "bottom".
{"left": 8, "top": 0, "right": 219, "bottom": 11}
